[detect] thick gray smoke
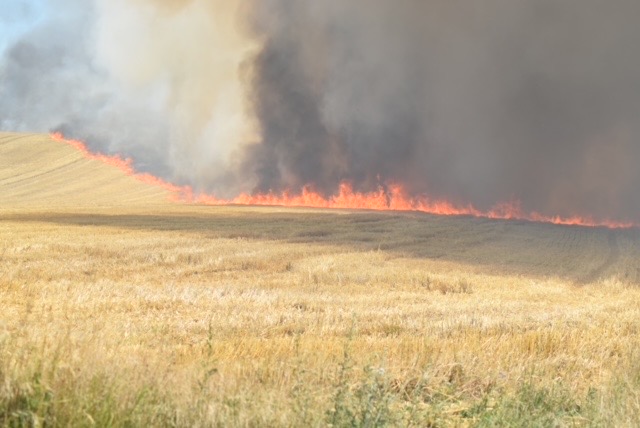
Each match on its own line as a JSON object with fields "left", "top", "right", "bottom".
{"left": 2, "top": 1, "right": 640, "bottom": 221}
{"left": 245, "top": 0, "right": 640, "bottom": 221}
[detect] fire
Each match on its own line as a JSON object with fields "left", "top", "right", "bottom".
{"left": 197, "top": 184, "right": 635, "bottom": 228}
{"left": 51, "top": 132, "right": 190, "bottom": 199}
{"left": 51, "top": 133, "right": 636, "bottom": 229}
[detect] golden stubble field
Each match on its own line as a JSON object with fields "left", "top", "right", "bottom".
{"left": 2, "top": 132, "right": 640, "bottom": 426}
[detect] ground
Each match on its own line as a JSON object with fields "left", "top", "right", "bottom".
{"left": 1, "top": 132, "right": 640, "bottom": 426}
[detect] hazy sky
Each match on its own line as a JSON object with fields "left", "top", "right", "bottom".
{"left": 0, "top": 0, "right": 46, "bottom": 54}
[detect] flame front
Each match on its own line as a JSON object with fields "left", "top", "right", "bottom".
{"left": 51, "top": 133, "right": 190, "bottom": 199}
{"left": 51, "top": 133, "right": 636, "bottom": 229}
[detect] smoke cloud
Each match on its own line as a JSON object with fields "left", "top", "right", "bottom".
{"left": 2, "top": 1, "right": 640, "bottom": 221}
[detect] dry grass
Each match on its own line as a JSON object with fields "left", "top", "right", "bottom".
{"left": 2, "top": 133, "right": 640, "bottom": 426}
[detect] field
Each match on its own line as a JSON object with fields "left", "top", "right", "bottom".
{"left": 2, "top": 132, "right": 640, "bottom": 426}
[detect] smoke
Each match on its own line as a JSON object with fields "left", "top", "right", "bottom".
{"left": 2, "top": 1, "right": 640, "bottom": 221}
{"left": 245, "top": 0, "right": 640, "bottom": 221}
{"left": 0, "top": 0, "right": 254, "bottom": 189}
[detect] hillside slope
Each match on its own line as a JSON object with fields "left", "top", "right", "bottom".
{"left": 0, "top": 132, "right": 171, "bottom": 209}
{"left": 1, "top": 131, "right": 638, "bottom": 284}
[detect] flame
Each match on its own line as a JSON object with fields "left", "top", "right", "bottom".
{"left": 196, "top": 183, "right": 635, "bottom": 228}
{"left": 51, "top": 132, "right": 190, "bottom": 200}
{"left": 51, "top": 133, "right": 636, "bottom": 229}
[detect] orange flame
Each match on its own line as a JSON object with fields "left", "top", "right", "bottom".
{"left": 51, "top": 132, "right": 190, "bottom": 200}
{"left": 51, "top": 133, "right": 636, "bottom": 229}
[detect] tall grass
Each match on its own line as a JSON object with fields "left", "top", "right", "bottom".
{"left": 3, "top": 329, "right": 640, "bottom": 427}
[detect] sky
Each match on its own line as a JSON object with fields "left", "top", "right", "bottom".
{"left": 0, "top": 0, "right": 46, "bottom": 54}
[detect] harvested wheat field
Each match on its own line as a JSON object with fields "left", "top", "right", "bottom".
{"left": 2, "top": 132, "right": 640, "bottom": 427}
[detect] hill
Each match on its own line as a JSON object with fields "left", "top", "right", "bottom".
{"left": 1, "top": 131, "right": 640, "bottom": 426}
{"left": 0, "top": 132, "right": 170, "bottom": 208}
{"left": 1, "top": 132, "right": 637, "bottom": 283}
